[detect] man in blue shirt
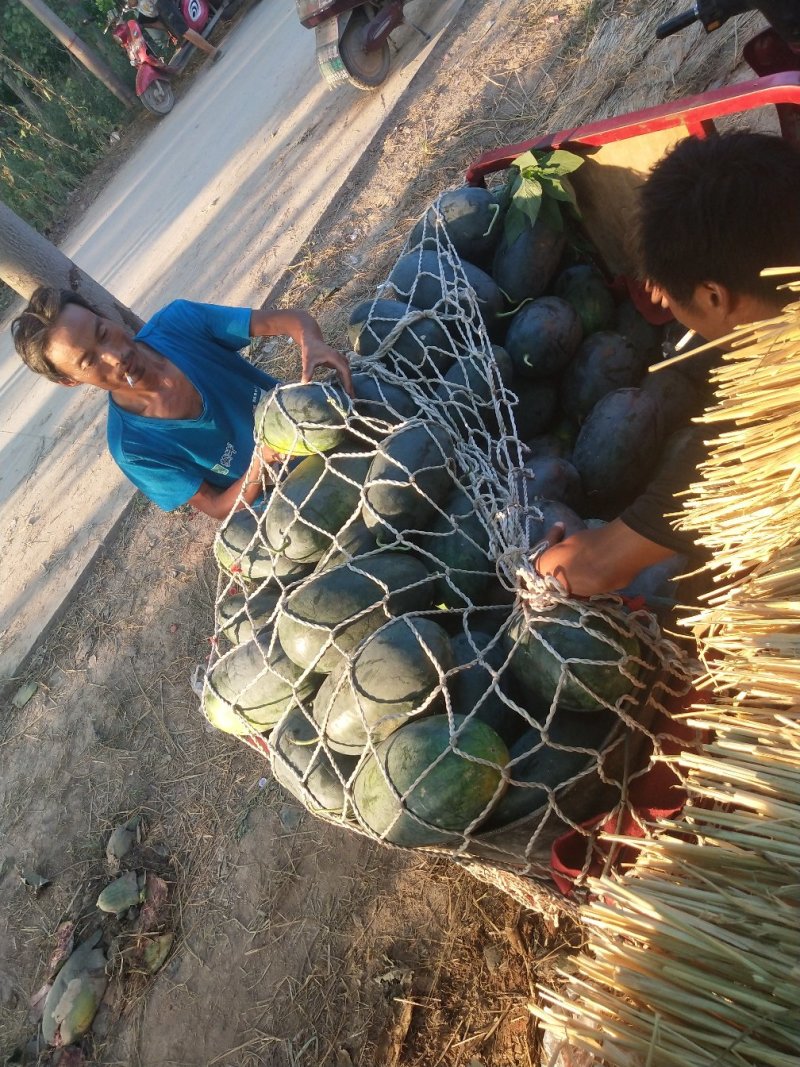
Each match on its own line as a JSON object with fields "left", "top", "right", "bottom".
{"left": 11, "top": 290, "right": 352, "bottom": 519}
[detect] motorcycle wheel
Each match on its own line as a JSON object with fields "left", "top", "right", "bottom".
{"left": 140, "top": 79, "right": 175, "bottom": 115}
{"left": 339, "top": 10, "right": 391, "bottom": 90}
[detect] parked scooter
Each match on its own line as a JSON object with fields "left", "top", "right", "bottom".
{"left": 296, "top": 0, "right": 430, "bottom": 90}
{"left": 107, "top": 0, "right": 232, "bottom": 115}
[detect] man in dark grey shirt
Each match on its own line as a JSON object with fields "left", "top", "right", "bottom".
{"left": 537, "top": 131, "right": 800, "bottom": 595}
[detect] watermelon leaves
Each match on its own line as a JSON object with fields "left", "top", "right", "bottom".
{"left": 503, "top": 149, "right": 584, "bottom": 244}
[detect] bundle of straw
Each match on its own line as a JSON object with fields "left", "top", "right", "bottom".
{"left": 529, "top": 277, "right": 800, "bottom": 1066}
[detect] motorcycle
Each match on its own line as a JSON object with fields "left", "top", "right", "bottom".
{"left": 107, "top": 0, "right": 233, "bottom": 115}
{"left": 296, "top": 0, "right": 430, "bottom": 91}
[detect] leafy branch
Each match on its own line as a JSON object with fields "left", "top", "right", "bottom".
{"left": 503, "top": 148, "right": 584, "bottom": 245}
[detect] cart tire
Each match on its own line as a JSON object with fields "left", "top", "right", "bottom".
{"left": 140, "top": 79, "right": 175, "bottom": 115}
{"left": 339, "top": 10, "right": 391, "bottom": 90}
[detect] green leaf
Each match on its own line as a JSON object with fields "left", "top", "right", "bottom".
{"left": 540, "top": 149, "right": 585, "bottom": 175}
{"left": 510, "top": 150, "right": 539, "bottom": 173}
{"left": 503, "top": 204, "right": 530, "bottom": 246}
{"left": 538, "top": 196, "right": 564, "bottom": 233}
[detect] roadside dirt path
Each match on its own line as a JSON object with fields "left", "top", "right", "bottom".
{"left": 0, "top": 1, "right": 769, "bottom": 1064}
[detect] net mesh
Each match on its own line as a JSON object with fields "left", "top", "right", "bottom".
{"left": 203, "top": 196, "right": 692, "bottom": 896}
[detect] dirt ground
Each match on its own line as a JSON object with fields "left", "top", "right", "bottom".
{"left": 0, "top": 1, "right": 767, "bottom": 1064}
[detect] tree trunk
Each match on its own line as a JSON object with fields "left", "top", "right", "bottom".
{"left": 14, "top": 0, "right": 136, "bottom": 108}
{"left": 0, "top": 201, "right": 142, "bottom": 330}
{"left": 0, "top": 63, "right": 46, "bottom": 120}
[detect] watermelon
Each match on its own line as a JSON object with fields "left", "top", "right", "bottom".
{"left": 409, "top": 186, "right": 504, "bottom": 264}
{"left": 255, "top": 382, "right": 348, "bottom": 457}
{"left": 349, "top": 371, "right": 418, "bottom": 431}
{"left": 217, "top": 586, "right": 280, "bottom": 645}
{"left": 313, "top": 616, "right": 453, "bottom": 754}
{"left": 515, "top": 456, "right": 583, "bottom": 510}
{"left": 505, "top": 604, "right": 643, "bottom": 713}
{"left": 640, "top": 367, "right": 702, "bottom": 435}
{"left": 560, "top": 331, "right": 642, "bottom": 424}
{"left": 351, "top": 714, "right": 508, "bottom": 846}
{"left": 314, "top": 517, "right": 378, "bottom": 573}
{"left": 263, "top": 451, "right": 372, "bottom": 564}
{"left": 492, "top": 217, "right": 565, "bottom": 305}
{"left": 505, "top": 297, "right": 582, "bottom": 380}
{"left": 554, "top": 265, "right": 616, "bottom": 335}
{"left": 277, "top": 550, "right": 433, "bottom": 674}
{"left": 215, "top": 510, "right": 312, "bottom": 585}
{"left": 416, "top": 488, "right": 493, "bottom": 608}
{"left": 203, "top": 632, "right": 323, "bottom": 736}
{"left": 348, "top": 299, "right": 452, "bottom": 377}
{"left": 510, "top": 380, "right": 558, "bottom": 439}
{"left": 616, "top": 299, "right": 661, "bottom": 365}
{"left": 525, "top": 433, "right": 571, "bottom": 461}
{"left": 525, "top": 499, "right": 586, "bottom": 544}
{"left": 482, "top": 708, "right": 616, "bottom": 828}
{"left": 362, "top": 421, "right": 456, "bottom": 537}
{"left": 388, "top": 250, "right": 503, "bottom": 331}
{"left": 270, "top": 705, "right": 357, "bottom": 814}
{"left": 618, "top": 553, "right": 690, "bottom": 616}
{"left": 447, "top": 630, "right": 521, "bottom": 742}
{"left": 572, "top": 388, "right": 663, "bottom": 502}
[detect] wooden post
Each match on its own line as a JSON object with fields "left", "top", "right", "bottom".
{"left": 0, "top": 201, "right": 142, "bottom": 330}
{"left": 15, "top": 0, "right": 137, "bottom": 108}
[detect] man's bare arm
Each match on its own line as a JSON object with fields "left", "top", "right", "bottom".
{"left": 535, "top": 518, "right": 675, "bottom": 597}
{"left": 250, "top": 308, "right": 353, "bottom": 395}
{"left": 187, "top": 442, "right": 280, "bottom": 520}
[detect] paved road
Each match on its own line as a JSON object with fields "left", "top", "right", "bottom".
{"left": 0, "top": 0, "right": 465, "bottom": 685}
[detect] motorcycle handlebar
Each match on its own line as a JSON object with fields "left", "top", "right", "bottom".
{"left": 655, "top": 7, "right": 700, "bottom": 38}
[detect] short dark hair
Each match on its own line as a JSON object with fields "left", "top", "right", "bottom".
{"left": 638, "top": 131, "right": 800, "bottom": 305}
{"left": 11, "top": 287, "right": 98, "bottom": 383}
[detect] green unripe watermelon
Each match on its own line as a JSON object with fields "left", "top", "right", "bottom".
{"left": 504, "top": 604, "right": 642, "bottom": 714}
{"left": 560, "top": 331, "right": 642, "bottom": 423}
{"left": 409, "top": 186, "right": 504, "bottom": 264}
{"left": 203, "top": 632, "right": 323, "bottom": 736}
{"left": 511, "top": 380, "right": 558, "bottom": 439}
{"left": 263, "top": 451, "right": 372, "bottom": 564}
{"left": 313, "top": 616, "right": 453, "bottom": 754}
{"left": 352, "top": 714, "right": 508, "bottom": 846}
{"left": 217, "top": 586, "right": 280, "bottom": 645}
{"left": 416, "top": 488, "right": 493, "bottom": 608}
{"left": 492, "top": 217, "right": 565, "bottom": 305}
{"left": 362, "top": 421, "right": 456, "bottom": 537}
{"left": 277, "top": 550, "right": 433, "bottom": 674}
{"left": 388, "top": 251, "right": 503, "bottom": 331}
{"left": 572, "top": 387, "right": 663, "bottom": 501}
{"left": 270, "top": 705, "right": 358, "bottom": 813}
{"left": 482, "top": 708, "right": 616, "bottom": 828}
{"left": 505, "top": 297, "right": 582, "bottom": 380}
{"left": 348, "top": 299, "right": 453, "bottom": 377}
{"left": 255, "top": 382, "right": 348, "bottom": 457}
{"left": 554, "top": 265, "right": 616, "bottom": 335}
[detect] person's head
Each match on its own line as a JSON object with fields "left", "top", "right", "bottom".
{"left": 12, "top": 287, "right": 139, "bottom": 391}
{"left": 638, "top": 131, "right": 800, "bottom": 340}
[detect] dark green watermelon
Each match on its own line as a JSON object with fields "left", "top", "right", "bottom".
{"left": 525, "top": 433, "right": 571, "bottom": 460}
{"left": 264, "top": 451, "right": 372, "bottom": 564}
{"left": 640, "top": 367, "right": 702, "bottom": 435}
{"left": 215, "top": 510, "right": 313, "bottom": 586}
{"left": 409, "top": 187, "right": 505, "bottom": 264}
{"left": 312, "top": 616, "right": 453, "bottom": 754}
{"left": 616, "top": 299, "right": 661, "bottom": 365}
{"left": 416, "top": 488, "right": 494, "bottom": 608}
{"left": 217, "top": 586, "right": 280, "bottom": 646}
{"left": 388, "top": 251, "right": 503, "bottom": 331}
{"left": 270, "top": 705, "right": 358, "bottom": 813}
{"left": 482, "top": 708, "right": 616, "bottom": 828}
{"left": 560, "top": 331, "right": 642, "bottom": 424}
{"left": 504, "top": 604, "right": 643, "bottom": 713}
{"left": 277, "top": 550, "right": 433, "bottom": 674}
{"left": 447, "top": 630, "right": 521, "bottom": 743}
{"left": 510, "top": 380, "right": 558, "bottom": 439}
{"left": 492, "top": 217, "right": 565, "bottom": 305}
{"left": 505, "top": 297, "right": 582, "bottom": 380}
{"left": 362, "top": 421, "right": 456, "bottom": 537}
{"left": 525, "top": 499, "right": 586, "bottom": 544}
{"left": 515, "top": 456, "right": 582, "bottom": 510}
{"left": 572, "top": 388, "right": 663, "bottom": 501}
{"left": 255, "top": 382, "right": 348, "bottom": 457}
{"left": 349, "top": 372, "right": 418, "bottom": 430}
{"left": 351, "top": 714, "right": 508, "bottom": 846}
{"left": 348, "top": 299, "right": 453, "bottom": 377}
{"left": 314, "top": 518, "right": 378, "bottom": 573}
{"left": 554, "top": 265, "right": 616, "bottom": 335}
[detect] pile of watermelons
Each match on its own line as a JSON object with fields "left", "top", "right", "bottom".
{"left": 203, "top": 177, "right": 694, "bottom": 876}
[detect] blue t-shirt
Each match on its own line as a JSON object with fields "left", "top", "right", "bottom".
{"left": 107, "top": 300, "right": 279, "bottom": 511}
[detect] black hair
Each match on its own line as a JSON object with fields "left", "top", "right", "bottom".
{"left": 638, "top": 131, "right": 800, "bottom": 305}
{"left": 11, "top": 288, "right": 99, "bottom": 383}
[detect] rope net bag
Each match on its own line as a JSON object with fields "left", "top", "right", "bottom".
{"left": 203, "top": 192, "right": 693, "bottom": 899}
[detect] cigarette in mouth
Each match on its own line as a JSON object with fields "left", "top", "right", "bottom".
{"left": 674, "top": 329, "right": 696, "bottom": 353}
{"left": 125, "top": 374, "right": 135, "bottom": 387}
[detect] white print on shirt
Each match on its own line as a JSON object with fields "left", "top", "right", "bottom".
{"left": 212, "top": 441, "right": 237, "bottom": 476}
